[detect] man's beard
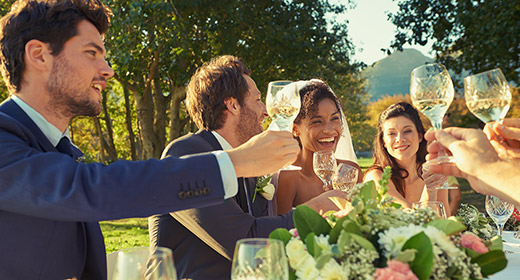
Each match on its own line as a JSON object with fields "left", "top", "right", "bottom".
{"left": 46, "top": 54, "right": 101, "bottom": 118}
{"left": 235, "top": 105, "right": 263, "bottom": 145}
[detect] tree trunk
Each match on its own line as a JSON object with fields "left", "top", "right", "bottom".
{"left": 169, "top": 84, "right": 188, "bottom": 141}
{"left": 152, "top": 76, "right": 171, "bottom": 151}
{"left": 92, "top": 116, "right": 107, "bottom": 163}
{"left": 123, "top": 85, "right": 138, "bottom": 161}
{"left": 101, "top": 89, "right": 118, "bottom": 161}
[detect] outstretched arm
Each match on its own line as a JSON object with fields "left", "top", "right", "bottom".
{"left": 425, "top": 127, "right": 520, "bottom": 205}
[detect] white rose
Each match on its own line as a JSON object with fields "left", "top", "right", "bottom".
{"left": 286, "top": 239, "right": 309, "bottom": 270}
{"left": 260, "top": 183, "right": 275, "bottom": 201}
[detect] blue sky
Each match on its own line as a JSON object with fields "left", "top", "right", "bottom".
{"left": 335, "top": 0, "right": 433, "bottom": 65}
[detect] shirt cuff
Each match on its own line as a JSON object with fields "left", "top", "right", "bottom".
{"left": 213, "top": 150, "right": 238, "bottom": 199}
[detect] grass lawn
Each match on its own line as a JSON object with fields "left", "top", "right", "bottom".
{"left": 102, "top": 157, "right": 487, "bottom": 253}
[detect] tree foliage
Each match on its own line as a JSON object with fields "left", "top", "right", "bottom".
{"left": 389, "top": 0, "right": 520, "bottom": 85}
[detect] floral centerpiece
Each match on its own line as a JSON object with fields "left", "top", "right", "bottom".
{"left": 269, "top": 167, "right": 507, "bottom": 280}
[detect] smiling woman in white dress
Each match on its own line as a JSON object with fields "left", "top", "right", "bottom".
{"left": 275, "top": 80, "right": 361, "bottom": 215}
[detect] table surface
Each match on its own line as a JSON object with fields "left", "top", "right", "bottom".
{"left": 488, "top": 231, "right": 520, "bottom": 279}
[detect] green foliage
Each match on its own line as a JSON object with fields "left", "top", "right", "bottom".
{"left": 293, "top": 205, "right": 331, "bottom": 240}
{"left": 401, "top": 232, "right": 433, "bottom": 280}
{"left": 472, "top": 250, "right": 508, "bottom": 277}
{"left": 426, "top": 219, "right": 466, "bottom": 235}
{"left": 390, "top": 0, "right": 520, "bottom": 85}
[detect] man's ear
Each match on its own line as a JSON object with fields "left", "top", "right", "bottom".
{"left": 24, "top": 39, "right": 53, "bottom": 71}
{"left": 224, "top": 97, "right": 240, "bottom": 116}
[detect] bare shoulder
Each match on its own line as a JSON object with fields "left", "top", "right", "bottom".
{"left": 364, "top": 169, "right": 383, "bottom": 182}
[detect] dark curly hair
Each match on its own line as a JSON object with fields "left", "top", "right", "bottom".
{"left": 366, "top": 102, "right": 427, "bottom": 197}
{"left": 0, "top": 0, "right": 112, "bottom": 93}
{"left": 292, "top": 80, "right": 343, "bottom": 146}
{"left": 186, "top": 55, "right": 252, "bottom": 130}
{"left": 293, "top": 80, "right": 342, "bottom": 125}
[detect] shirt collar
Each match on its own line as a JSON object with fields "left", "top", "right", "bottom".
{"left": 11, "top": 95, "right": 70, "bottom": 147}
{"left": 211, "top": 130, "right": 233, "bottom": 151}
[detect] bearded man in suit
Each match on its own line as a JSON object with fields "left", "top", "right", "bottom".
{"left": 149, "top": 55, "right": 346, "bottom": 279}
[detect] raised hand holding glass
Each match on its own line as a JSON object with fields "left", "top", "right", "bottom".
{"left": 410, "top": 63, "right": 456, "bottom": 189}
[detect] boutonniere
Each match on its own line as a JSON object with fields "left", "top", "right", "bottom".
{"left": 252, "top": 174, "right": 274, "bottom": 202}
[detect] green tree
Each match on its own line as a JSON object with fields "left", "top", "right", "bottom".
{"left": 389, "top": 0, "right": 520, "bottom": 85}
{"left": 105, "top": 0, "right": 367, "bottom": 159}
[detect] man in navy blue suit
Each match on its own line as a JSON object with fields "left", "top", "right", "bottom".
{"left": 0, "top": 1, "right": 299, "bottom": 279}
{"left": 149, "top": 55, "right": 347, "bottom": 279}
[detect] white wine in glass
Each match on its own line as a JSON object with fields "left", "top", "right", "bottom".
{"left": 266, "top": 81, "right": 301, "bottom": 170}
{"left": 410, "top": 63, "right": 455, "bottom": 189}
{"left": 331, "top": 163, "right": 358, "bottom": 194}
{"left": 464, "top": 68, "right": 512, "bottom": 123}
{"left": 313, "top": 150, "right": 337, "bottom": 191}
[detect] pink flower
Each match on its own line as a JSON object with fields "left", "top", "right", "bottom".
{"left": 513, "top": 208, "right": 520, "bottom": 223}
{"left": 461, "top": 232, "right": 489, "bottom": 254}
{"left": 375, "top": 260, "right": 418, "bottom": 280}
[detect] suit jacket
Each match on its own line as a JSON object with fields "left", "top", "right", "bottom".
{"left": 0, "top": 99, "right": 228, "bottom": 279}
{"left": 149, "top": 130, "right": 294, "bottom": 280}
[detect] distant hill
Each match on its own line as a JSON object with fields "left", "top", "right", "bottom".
{"left": 363, "top": 48, "right": 433, "bottom": 101}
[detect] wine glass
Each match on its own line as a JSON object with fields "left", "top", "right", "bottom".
{"left": 486, "top": 195, "right": 514, "bottom": 238}
{"left": 410, "top": 63, "right": 456, "bottom": 189}
{"left": 113, "top": 246, "right": 177, "bottom": 280}
{"left": 313, "top": 150, "right": 337, "bottom": 191}
{"left": 266, "top": 80, "right": 302, "bottom": 171}
{"left": 331, "top": 163, "right": 358, "bottom": 194}
{"left": 464, "top": 68, "right": 512, "bottom": 123}
{"left": 231, "top": 238, "right": 288, "bottom": 280}
{"left": 412, "top": 201, "right": 447, "bottom": 219}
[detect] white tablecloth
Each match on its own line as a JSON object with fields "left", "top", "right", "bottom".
{"left": 488, "top": 231, "right": 520, "bottom": 279}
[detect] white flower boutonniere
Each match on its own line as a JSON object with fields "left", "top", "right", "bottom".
{"left": 252, "top": 175, "right": 274, "bottom": 202}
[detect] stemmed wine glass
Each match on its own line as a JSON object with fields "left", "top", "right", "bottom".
{"left": 113, "top": 246, "right": 177, "bottom": 280}
{"left": 266, "top": 80, "right": 301, "bottom": 171}
{"left": 410, "top": 63, "right": 456, "bottom": 189}
{"left": 313, "top": 150, "right": 337, "bottom": 191}
{"left": 464, "top": 68, "right": 512, "bottom": 124}
{"left": 486, "top": 195, "right": 514, "bottom": 238}
{"left": 231, "top": 238, "right": 288, "bottom": 280}
{"left": 331, "top": 163, "right": 358, "bottom": 194}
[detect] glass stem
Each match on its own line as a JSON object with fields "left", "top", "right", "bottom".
{"left": 498, "top": 223, "right": 504, "bottom": 237}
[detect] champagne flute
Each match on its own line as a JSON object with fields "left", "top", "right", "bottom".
{"left": 464, "top": 68, "right": 512, "bottom": 123}
{"left": 410, "top": 63, "right": 456, "bottom": 189}
{"left": 231, "top": 238, "right": 288, "bottom": 280}
{"left": 412, "top": 201, "right": 447, "bottom": 219}
{"left": 113, "top": 246, "right": 177, "bottom": 280}
{"left": 486, "top": 195, "right": 514, "bottom": 238}
{"left": 331, "top": 163, "right": 358, "bottom": 194}
{"left": 313, "top": 150, "right": 337, "bottom": 191}
{"left": 266, "top": 80, "right": 301, "bottom": 171}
